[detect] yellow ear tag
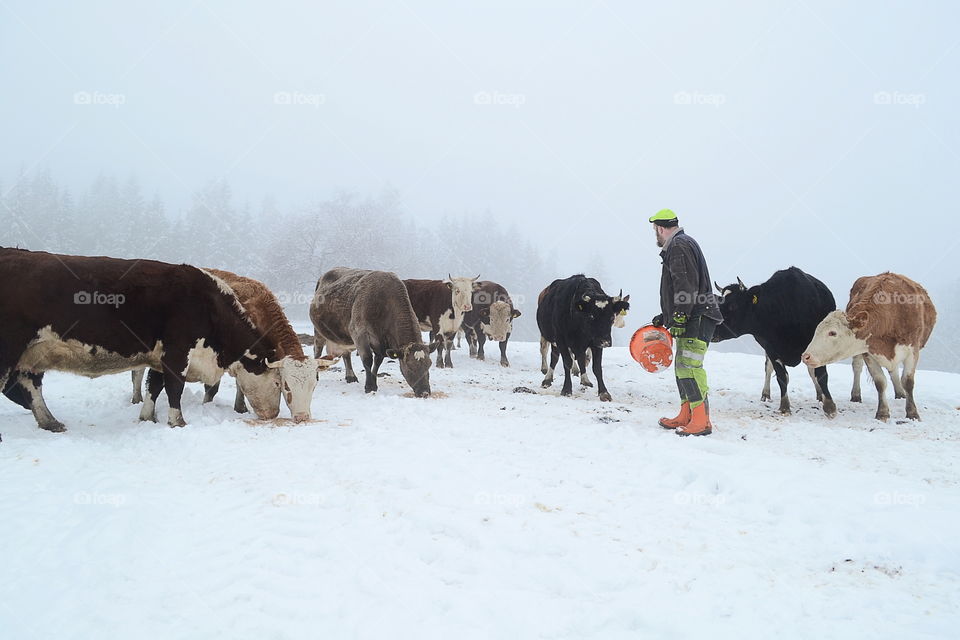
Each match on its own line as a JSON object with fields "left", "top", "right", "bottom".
{"left": 752, "top": 295, "right": 758, "bottom": 304}
{"left": 619, "top": 309, "right": 628, "bottom": 316}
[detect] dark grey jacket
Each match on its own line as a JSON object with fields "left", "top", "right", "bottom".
{"left": 659, "top": 229, "right": 723, "bottom": 325}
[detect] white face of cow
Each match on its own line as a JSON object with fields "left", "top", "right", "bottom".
{"left": 234, "top": 365, "right": 282, "bottom": 420}
{"left": 445, "top": 275, "right": 480, "bottom": 313}
{"left": 803, "top": 310, "right": 868, "bottom": 368}
{"left": 481, "top": 301, "right": 519, "bottom": 343}
{"left": 266, "top": 356, "right": 338, "bottom": 423}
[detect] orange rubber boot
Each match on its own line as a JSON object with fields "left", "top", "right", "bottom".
{"left": 676, "top": 402, "right": 712, "bottom": 436}
{"left": 658, "top": 402, "right": 691, "bottom": 429}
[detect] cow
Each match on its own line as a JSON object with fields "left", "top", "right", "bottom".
{"left": 403, "top": 275, "right": 480, "bottom": 368}
{"left": 537, "top": 275, "right": 629, "bottom": 401}
{"left": 538, "top": 287, "right": 629, "bottom": 386}
{"left": 461, "top": 281, "right": 521, "bottom": 367}
{"left": 713, "top": 267, "right": 839, "bottom": 416}
{"left": 311, "top": 268, "right": 436, "bottom": 397}
{"left": 131, "top": 269, "right": 338, "bottom": 422}
{"left": 802, "top": 272, "right": 936, "bottom": 421}
{"left": 0, "top": 248, "right": 279, "bottom": 431}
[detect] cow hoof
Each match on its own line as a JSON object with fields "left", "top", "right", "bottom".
{"left": 599, "top": 392, "right": 612, "bottom": 402}
{"left": 561, "top": 389, "right": 573, "bottom": 397}
{"left": 906, "top": 411, "right": 921, "bottom": 421}
{"left": 39, "top": 420, "right": 67, "bottom": 433}
{"left": 581, "top": 380, "right": 594, "bottom": 388}
{"left": 822, "top": 399, "right": 837, "bottom": 418}
{"left": 345, "top": 375, "right": 358, "bottom": 384}
{"left": 761, "top": 393, "right": 771, "bottom": 402}
{"left": 500, "top": 360, "right": 509, "bottom": 368}
{"left": 131, "top": 394, "right": 143, "bottom": 405}
{"left": 875, "top": 412, "right": 890, "bottom": 422}
{"left": 477, "top": 355, "right": 484, "bottom": 361}
{"left": 167, "top": 419, "right": 187, "bottom": 428}
{"left": 234, "top": 405, "right": 249, "bottom": 415}
{"left": 895, "top": 393, "right": 906, "bottom": 400}
{"left": 779, "top": 408, "right": 792, "bottom": 415}
{"left": 850, "top": 394, "right": 862, "bottom": 403}
{"left": 541, "top": 367, "right": 548, "bottom": 375}
{"left": 541, "top": 378, "right": 553, "bottom": 388}
{"left": 364, "top": 387, "right": 378, "bottom": 394}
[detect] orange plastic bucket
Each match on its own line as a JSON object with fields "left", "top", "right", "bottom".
{"left": 630, "top": 325, "right": 674, "bottom": 373}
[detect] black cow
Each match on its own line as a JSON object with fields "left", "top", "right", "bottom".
{"left": 537, "top": 275, "right": 629, "bottom": 401}
{"left": 461, "top": 280, "right": 521, "bottom": 367}
{"left": 713, "top": 266, "right": 838, "bottom": 416}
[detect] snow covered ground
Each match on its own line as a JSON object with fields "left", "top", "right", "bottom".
{"left": 2, "top": 337, "right": 959, "bottom": 639}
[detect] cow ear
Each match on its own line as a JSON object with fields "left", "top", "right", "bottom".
{"left": 623, "top": 294, "right": 630, "bottom": 302}
{"left": 472, "top": 282, "right": 482, "bottom": 291}
{"left": 849, "top": 310, "right": 869, "bottom": 330}
{"left": 444, "top": 281, "right": 452, "bottom": 289}
{"left": 512, "top": 309, "right": 522, "bottom": 318}
{"left": 427, "top": 340, "right": 441, "bottom": 353}
{"left": 385, "top": 348, "right": 401, "bottom": 359}
{"left": 737, "top": 277, "right": 746, "bottom": 291}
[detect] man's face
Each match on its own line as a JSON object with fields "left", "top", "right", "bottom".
{"left": 654, "top": 224, "right": 665, "bottom": 247}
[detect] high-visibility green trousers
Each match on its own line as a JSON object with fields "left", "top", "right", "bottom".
{"left": 674, "top": 316, "right": 718, "bottom": 409}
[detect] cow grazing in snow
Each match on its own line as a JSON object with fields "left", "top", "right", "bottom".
{"left": 311, "top": 268, "right": 436, "bottom": 397}
{"left": 404, "top": 275, "right": 480, "bottom": 368}
{"left": 538, "top": 287, "right": 629, "bottom": 387}
{"left": 0, "top": 248, "right": 279, "bottom": 431}
{"left": 461, "top": 281, "right": 521, "bottom": 367}
{"left": 713, "top": 267, "right": 839, "bottom": 416}
{"left": 802, "top": 272, "right": 937, "bottom": 421}
{"left": 132, "top": 269, "right": 338, "bottom": 422}
{"left": 537, "top": 275, "right": 629, "bottom": 401}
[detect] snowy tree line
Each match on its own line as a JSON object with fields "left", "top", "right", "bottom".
{"left": 0, "top": 168, "right": 559, "bottom": 340}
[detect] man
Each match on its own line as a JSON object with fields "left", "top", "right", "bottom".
{"left": 650, "top": 209, "right": 723, "bottom": 436}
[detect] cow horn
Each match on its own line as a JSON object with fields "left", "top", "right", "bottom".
{"left": 448, "top": 273, "right": 453, "bottom": 281}
{"left": 737, "top": 277, "right": 746, "bottom": 290}
{"left": 714, "top": 281, "right": 723, "bottom": 293}
{"left": 473, "top": 274, "right": 480, "bottom": 281}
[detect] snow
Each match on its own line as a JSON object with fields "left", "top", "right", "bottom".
{"left": 2, "top": 339, "right": 959, "bottom": 638}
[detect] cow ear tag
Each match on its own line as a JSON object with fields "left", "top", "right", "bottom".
{"left": 752, "top": 295, "right": 758, "bottom": 304}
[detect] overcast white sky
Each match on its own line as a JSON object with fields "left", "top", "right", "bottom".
{"left": 2, "top": 0, "right": 958, "bottom": 317}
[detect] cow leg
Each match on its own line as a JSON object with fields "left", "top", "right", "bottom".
{"left": 761, "top": 356, "right": 773, "bottom": 402}
{"left": 807, "top": 366, "right": 823, "bottom": 401}
{"left": 592, "top": 346, "right": 611, "bottom": 402}
{"left": 131, "top": 368, "right": 144, "bottom": 404}
{"left": 233, "top": 384, "right": 249, "bottom": 414}
{"left": 559, "top": 347, "right": 575, "bottom": 397}
{"left": 8, "top": 372, "right": 66, "bottom": 432}
{"left": 443, "top": 333, "right": 454, "bottom": 368}
{"left": 579, "top": 349, "right": 593, "bottom": 387}
{"left": 540, "top": 337, "right": 551, "bottom": 374}
{"left": 863, "top": 355, "right": 890, "bottom": 422}
{"left": 454, "top": 330, "right": 462, "bottom": 350}
{"left": 570, "top": 350, "right": 581, "bottom": 377}
{"left": 499, "top": 335, "right": 510, "bottom": 367}
{"left": 203, "top": 380, "right": 220, "bottom": 404}
{"left": 342, "top": 351, "right": 359, "bottom": 384}
{"left": 160, "top": 353, "right": 189, "bottom": 427}
{"left": 313, "top": 331, "right": 326, "bottom": 360}
{"left": 433, "top": 331, "right": 445, "bottom": 368}
{"left": 542, "top": 344, "right": 560, "bottom": 387}
{"left": 812, "top": 365, "right": 836, "bottom": 417}
{"left": 139, "top": 369, "right": 164, "bottom": 423}
{"left": 476, "top": 329, "right": 486, "bottom": 361}
{"left": 903, "top": 349, "right": 920, "bottom": 421}
{"left": 850, "top": 354, "right": 864, "bottom": 403}
{"left": 771, "top": 360, "right": 791, "bottom": 414}
{"left": 360, "top": 346, "right": 378, "bottom": 394}
{"left": 467, "top": 327, "right": 479, "bottom": 358}
{"left": 889, "top": 363, "right": 907, "bottom": 400}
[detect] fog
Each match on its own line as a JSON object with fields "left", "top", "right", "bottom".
{"left": 2, "top": 1, "right": 958, "bottom": 369}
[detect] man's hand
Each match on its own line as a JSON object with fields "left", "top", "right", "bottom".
{"left": 651, "top": 313, "right": 664, "bottom": 327}
{"left": 669, "top": 312, "right": 687, "bottom": 338}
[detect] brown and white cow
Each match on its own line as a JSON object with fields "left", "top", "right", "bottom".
{"left": 802, "top": 272, "right": 937, "bottom": 421}
{"left": 311, "top": 267, "right": 437, "bottom": 396}
{"left": 461, "top": 280, "right": 521, "bottom": 367}
{"left": 132, "top": 269, "right": 338, "bottom": 422}
{"left": 0, "top": 248, "right": 279, "bottom": 431}
{"left": 404, "top": 275, "right": 480, "bottom": 368}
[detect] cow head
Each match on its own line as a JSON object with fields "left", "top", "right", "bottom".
{"left": 233, "top": 356, "right": 283, "bottom": 420}
{"left": 712, "top": 278, "right": 752, "bottom": 341}
{"left": 576, "top": 292, "right": 620, "bottom": 348}
{"left": 802, "top": 310, "right": 868, "bottom": 368}
{"left": 444, "top": 274, "right": 481, "bottom": 313}
{"left": 385, "top": 341, "right": 438, "bottom": 397}
{"left": 612, "top": 290, "right": 631, "bottom": 329}
{"left": 265, "top": 355, "right": 340, "bottom": 423}
{"left": 481, "top": 300, "right": 521, "bottom": 343}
